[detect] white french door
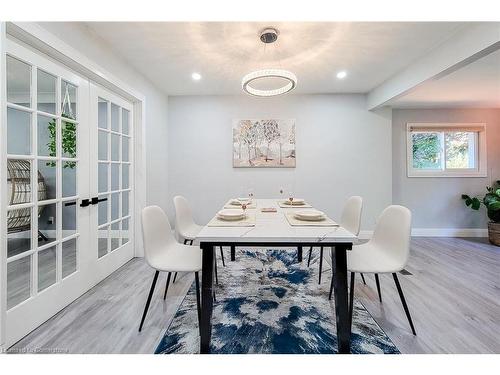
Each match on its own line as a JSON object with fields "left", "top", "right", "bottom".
{"left": 4, "top": 39, "right": 92, "bottom": 346}
{"left": 89, "top": 83, "right": 134, "bottom": 281}
{"left": 3, "top": 39, "right": 134, "bottom": 347}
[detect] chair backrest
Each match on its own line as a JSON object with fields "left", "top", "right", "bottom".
{"left": 340, "top": 196, "right": 363, "bottom": 236}
{"left": 370, "top": 205, "right": 412, "bottom": 270}
{"left": 173, "top": 195, "right": 197, "bottom": 238}
{"left": 141, "top": 205, "right": 176, "bottom": 265}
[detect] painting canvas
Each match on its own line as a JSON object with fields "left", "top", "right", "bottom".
{"left": 233, "top": 119, "right": 296, "bottom": 168}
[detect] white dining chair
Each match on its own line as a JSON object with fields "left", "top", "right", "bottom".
{"left": 138, "top": 205, "right": 202, "bottom": 333}
{"left": 307, "top": 196, "right": 363, "bottom": 284}
{"left": 338, "top": 205, "right": 416, "bottom": 335}
{"left": 173, "top": 195, "right": 225, "bottom": 285}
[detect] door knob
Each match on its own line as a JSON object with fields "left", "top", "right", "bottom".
{"left": 91, "top": 196, "right": 108, "bottom": 205}
{"left": 80, "top": 199, "right": 90, "bottom": 207}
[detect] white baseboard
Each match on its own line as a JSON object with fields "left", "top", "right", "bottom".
{"left": 359, "top": 228, "right": 487, "bottom": 239}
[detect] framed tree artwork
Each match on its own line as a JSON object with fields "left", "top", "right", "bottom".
{"left": 233, "top": 119, "right": 296, "bottom": 168}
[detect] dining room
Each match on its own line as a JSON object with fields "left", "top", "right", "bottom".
{"left": 1, "top": 1, "right": 500, "bottom": 372}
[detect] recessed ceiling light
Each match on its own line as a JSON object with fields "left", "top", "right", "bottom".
{"left": 192, "top": 72, "right": 202, "bottom": 81}
{"left": 336, "top": 71, "right": 347, "bottom": 79}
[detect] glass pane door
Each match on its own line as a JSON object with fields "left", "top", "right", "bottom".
{"left": 6, "top": 55, "right": 81, "bottom": 309}
{"left": 96, "top": 99, "right": 132, "bottom": 258}
{"left": 3, "top": 39, "right": 135, "bottom": 348}
{"left": 90, "top": 82, "right": 134, "bottom": 282}
{"left": 3, "top": 39, "right": 91, "bottom": 347}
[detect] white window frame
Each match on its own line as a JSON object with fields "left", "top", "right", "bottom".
{"left": 407, "top": 123, "right": 487, "bottom": 178}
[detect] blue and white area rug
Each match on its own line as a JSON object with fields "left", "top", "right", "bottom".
{"left": 155, "top": 249, "right": 399, "bottom": 354}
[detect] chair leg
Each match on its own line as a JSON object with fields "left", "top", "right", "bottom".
{"left": 349, "top": 272, "right": 355, "bottom": 329}
{"left": 172, "top": 272, "right": 178, "bottom": 284}
{"left": 360, "top": 273, "right": 366, "bottom": 285}
{"left": 318, "top": 246, "right": 324, "bottom": 284}
{"left": 139, "top": 270, "right": 159, "bottom": 332}
{"left": 219, "top": 246, "right": 226, "bottom": 267}
{"left": 392, "top": 273, "right": 416, "bottom": 335}
{"left": 307, "top": 246, "right": 313, "bottom": 267}
{"left": 195, "top": 272, "right": 202, "bottom": 336}
{"left": 183, "top": 239, "right": 188, "bottom": 245}
{"left": 189, "top": 240, "right": 193, "bottom": 245}
{"left": 163, "top": 272, "right": 172, "bottom": 300}
{"left": 374, "top": 273, "right": 382, "bottom": 302}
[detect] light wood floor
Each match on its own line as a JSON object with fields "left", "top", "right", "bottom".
{"left": 356, "top": 237, "right": 500, "bottom": 354}
{"left": 9, "top": 238, "right": 500, "bottom": 354}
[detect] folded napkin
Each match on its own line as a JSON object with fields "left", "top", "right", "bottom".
{"left": 223, "top": 199, "right": 257, "bottom": 209}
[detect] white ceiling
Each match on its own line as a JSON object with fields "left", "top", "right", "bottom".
{"left": 390, "top": 48, "right": 500, "bottom": 108}
{"left": 82, "top": 22, "right": 470, "bottom": 96}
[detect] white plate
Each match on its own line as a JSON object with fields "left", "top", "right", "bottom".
{"left": 294, "top": 210, "right": 325, "bottom": 221}
{"left": 217, "top": 209, "right": 246, "bottom": 221}
{"left": 283, "top": 198, "right": 305, "bottom": 206}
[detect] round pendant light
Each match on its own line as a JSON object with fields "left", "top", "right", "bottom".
{"left": 242, "top": 69, "right": 297, "bottom": 97}
{"left": 242, "top": 28, "right": 297, "bottom": 97}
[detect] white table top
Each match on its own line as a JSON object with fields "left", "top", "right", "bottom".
{"left": 196, "top": 199, "right": 358, "bottom": 244}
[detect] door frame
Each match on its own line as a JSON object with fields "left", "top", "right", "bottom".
{"left": 0, "top": 22, "right": 147, "bottom": 349}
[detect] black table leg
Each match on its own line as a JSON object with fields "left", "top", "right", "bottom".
{"left": 200, "top": 243, "right": 214, "bottom": 354}
{"left": 318, "top": 246, "right": 324, "bottom": 284}
{"left": 333, "top": 245, "right": 351, "bottom": 354}
{"left": 230, "top": 245, "right": 235, "bottom": 261}
{"left": 297, "top": 246, "right": 303, "bottom": 262}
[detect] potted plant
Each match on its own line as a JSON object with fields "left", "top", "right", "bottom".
{"left": 462, "top": 180, "right": 500, "bottom": 246}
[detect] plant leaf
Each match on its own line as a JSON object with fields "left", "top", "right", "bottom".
{"left": 461, "top": 194, "right": 471, "bottom": 200}
{"left": 484, "top": 193, "right": 498, "bottom": 206}
{"left": 489, "top": 201, "right": 500, "bottom": 211}
{"left": 471, "top": 198, "right": 481, "bottom": 210}
{"left": 496, "top": 189, "right": 500, "bottom": 197}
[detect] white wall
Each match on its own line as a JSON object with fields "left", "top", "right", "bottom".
{"left": 393, "top": 108, "right": 500, "bottom": 230}
{"left": 167, "top": 94, "right": 392, "bottom": 232}
{"left": 36, "top": 22, "right": 170, "bottom": 213}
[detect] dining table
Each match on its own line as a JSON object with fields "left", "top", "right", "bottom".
{"left": 195, "top": 198, "right": 358, "bottom": 354}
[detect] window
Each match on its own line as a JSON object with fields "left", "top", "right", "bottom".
{"left": 407, "top": 123, "right": 487, "bottom": 177}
